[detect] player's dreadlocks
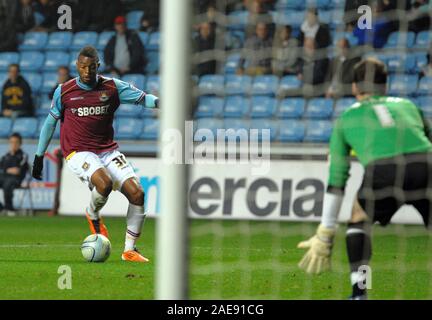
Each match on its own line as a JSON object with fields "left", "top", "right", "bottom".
{"left": 353, "top": 57, "right": 387, "bottom": 96}
{"left": 78, "top": 46, "right": 100, "bottom": 63}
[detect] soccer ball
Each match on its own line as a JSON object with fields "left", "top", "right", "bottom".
{"left": 81, "top": 234, "right": 111, "bottom": 262}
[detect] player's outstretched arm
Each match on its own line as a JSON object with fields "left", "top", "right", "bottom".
{"left": 33, "top": 114, "right": 58, "bottom": 180}
{"left": 113, "top": 78, "right": 159, "bottom": 109}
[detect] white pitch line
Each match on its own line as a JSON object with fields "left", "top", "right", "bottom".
{"left": 0, "top": 244, "right": 78, "bottom": 248}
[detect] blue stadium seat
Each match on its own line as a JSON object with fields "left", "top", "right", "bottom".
{"left": 41, "top": 72, "right": 58, "bottom": 94}
{"left": 224, "top": 53, "right": 241, "bottom": 74}
{"left": 96, "top": 31, "right": 115, "bottom": 50}
{"left": 0, "top": 72, "right": 7, "bottom": 87}
{"left": 317, "top": 9, "right": 332, "bottom": 24}
{"left": 0, "top": 118, "right": 13, "bottom": 138}
{"left": 331, "top": 8, "right": 344, "bottom": 27}
{"left": 36, "top": 95, "right": 52, "bottom": 116}
{"left": 250, "top": 119, "right": 278, "bottom": 141}
{"left": 126, "top": 10, "right": 144, "bottom": 30}
{"left": 418, "top": 96, "right": 432, "bottom": 117}
{"left": 115, "top": 117, "right": 142, "bottom": 139}
{"left": 307, "top": 0, "right": 331, "bottom": 9}
{"left": 195, "top": 97, "right": 224, "bottom": 118}
{"left": 278, "top": 75, "right": 302, "bottom": 95}
{"left": 147, "top": 32, "right": 160, "bottom": 50}
{"left": 194, "top": 118, "right": 224, "bottom": 142}
{"left": 22, "top": 72, "right": 42, "bottom": 93}
{"left": 12, "top": 118, "right": 38, "bottom": 138}
{"left": 251, "top": 75, "right": 279, "bottom": 96}
{"left": 225, "top": 75, "right": 252, "bottom": 95}
{"left": 224, "top": 96, "right": 250, "bottom": 118}
{"left": 145, "top": 51, "right": 159, "bottom": 74}
{"left": 278, "top": 120, "right": 305, "bottom": 142}
{"left": 418, "top": 76, "right": 432, "bottom": 95}
{"left": 386, "top": 54, "right": 416, "bottom": 73}
{"left": 332, "top": 0, "right": 347, "bottom": 8}
{"left": 70, "top": 32, "right": 98, "bottom": 51}
{"left": 385, "top": 31, "right": 416, "bottom": 49}
{"left": 43, "top": 51, "right": 70, "bottom": 71}
{"left": 198, "top": 75, "right": 224, "bottom": 96}
{"left": 0, "top": 52, "right": 19, "bottom": 71}
{"left": 223, "top": 118, "right": 250, "bottom": 142}
{"left": 250, "top": 96, "right": 277, "bottom": 118}
{"left": 140, "top": 118, "right": 159, "bottom": 140}
{"left": 145, "top": 75, "right": 160, "bottom": 94}
{"left": 334, "top": 97, "right": 356, "bottom": 117}
{"left": 305, "top": 98, "right": 334, "bottom": 119}
{"left": 19, "top": 51, "right": 44, "bottom": 71}
{"left": 46, "top": 32, "right": 73, "bottom": 51}
{"left": 138, "top": 32, "right": 149, "bottom": 47}
{"left": 277, "top": 98, "right": 305, "bottom": 119}
{"left": 122, "top": 74, "right": 146, "bottom": 91}
{"left": 19, "top": 32, "right": 48, "bottom": 51}
{"left": 304, "top": 120, "right": 333, "bottom": 142}
{"left": 225, "top": 30, "right": 245, "bottom": 50}
{"left": 388, "top": 75, "right": 418, "bottom": 96}
{"left": 414, "top": 52, "right": 428, "bottom": 73}
{"left": 116, "top": 104, "right": 142, "bottom": 118}
{"left": 273, "top": 10, "right": 305, "bottom": 27}
{"left": 415, "top": 31, "right": 431, "bottom": 49}
{"left": 227, "top": 10, "right": 249, "bottom": 30}
{"left": 275, "top": 0, "right": 305, "bottom": 10}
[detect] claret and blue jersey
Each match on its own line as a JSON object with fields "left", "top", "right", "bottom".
{"left": 36, "top": 75, "right": 158, "bottom": 159}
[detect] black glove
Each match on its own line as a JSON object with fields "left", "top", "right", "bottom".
{"left": 32, "top": 155, "right": 44, "bottom": 180}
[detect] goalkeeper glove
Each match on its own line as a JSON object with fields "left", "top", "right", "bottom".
{"left": 32, "top": 155, "right": 44, "bottom": 180}
{"left": 297, "top": 224, "right": 336, "bottom": 274}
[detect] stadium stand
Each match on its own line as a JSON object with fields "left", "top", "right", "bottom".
{"left": 0, "top": 1, "right": 430, "bottom": 145}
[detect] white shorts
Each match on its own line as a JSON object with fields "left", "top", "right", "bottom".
{"left": 66, "top": 150, "right": 137, "bottom": 191}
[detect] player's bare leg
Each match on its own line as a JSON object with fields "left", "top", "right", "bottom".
{"left": 85, "top": 167, "right": 112, "bottom": 238}
{"left": 346, "top": 199, "right": 371, "bottom": 300}
{"left": 120, "top": 177, "right": 149, "bottom": 263}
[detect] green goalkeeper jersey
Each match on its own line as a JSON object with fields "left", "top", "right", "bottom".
{"left": 328, "top": 95, "right": 432, "bottom": 189}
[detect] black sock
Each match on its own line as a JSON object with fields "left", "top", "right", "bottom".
{"left": 346, "top": 222, "right": 372, "bottom": 297}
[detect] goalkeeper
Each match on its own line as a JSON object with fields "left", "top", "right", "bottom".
{"left": 297, "top": 58, "right": 432, "bottom": 299}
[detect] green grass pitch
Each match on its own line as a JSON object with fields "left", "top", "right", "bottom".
{"left": 0, "top": 215, "right": 431, "bottom": 299}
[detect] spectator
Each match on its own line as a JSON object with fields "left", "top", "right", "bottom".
{"left": 194, "top": 22, "right": 217, "bottom": 76}
{"left": 325, "top": 38, "right": 361, "bottom": 99}
{"left": 49, "top": 66, "right": 73, "bottom": 99}
{"left": 0, "top": 133, "right": 29, "bottom": 216}
{"left": 15, "top": 0, "right": 36, "bottom": 33}
{"left": 104, "top": 16, "right": 147, "bottom": 76}
{"left": 78, "top": 0, "right": 123, "bottom": 32}
{"left": 298, "top": 8, "right": 331, "bottom": 50}
{"left": 237, "top": 22, "right": 272, "bottom": 76}
{"left": 1, "top": 64, "right": 34, "bottom": 118}
{"left": 353, "top": 2, "right": 392, "bottom": 49}
{"left": 246, "top": 0, "right": 274, "bottom": 38}
{"left": 139, "top": 0, "right": 160, "bottom": 32}
{"left": 297, "top": 38, "right": 329, "bottom": 97}
{"left": 420, "top": 48, "right": 432, "bottom": 78}
{"left": 33, "top": 0, "right": 58, "bottom": 31}
{"left": 272, "top": 25, "right": 300, "bottom": 76}
{"left": 0, "top": 1, "right": 18, "bottom": 52}
{"left": 408, "top": 0, "right": 431, "bottom": 33}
